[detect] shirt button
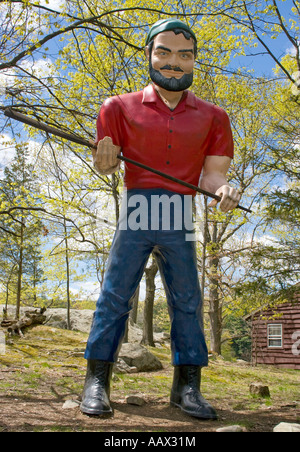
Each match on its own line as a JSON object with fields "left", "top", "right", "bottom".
{"left": 168, "top": 145, "right": 171, "bottom": 149}
{"left": 166, "top": 161, "right": 170, "bottom": 164}
{"left": 170, "top": 117, "right": 174, "bottom": 120}
{"left": 169, "top": 130, "right": 173, "bottom": 133}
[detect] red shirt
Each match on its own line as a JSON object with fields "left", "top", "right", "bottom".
{"left": 96, "top": 84, "right": 234, "bottom": 195}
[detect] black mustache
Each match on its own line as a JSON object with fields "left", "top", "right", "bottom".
{"left": 159, "top": 65, "right": 184, "bottom": 72}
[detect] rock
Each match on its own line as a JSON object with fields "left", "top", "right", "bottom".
{"left": 0, "top": 306, "right": 171, "bottom": 339}
{"left": 273, "top": 422, "right": 300, "bottom": 432}
{"left": 216, "top": 425, "right": 247, "bottom": 432}
{"left": 119, "top": 343, "right": 163, "bottom": 372}
{"left": 0, "top": 305, "right": 94, "bottom": 333}
{"left": 249, "top": 382, "right": 270, "bottom": 398}
{"left": 236, "top": 359, "right": 249, "bottom": 366}
{"left": 128, "top": 322, "right": 170, "bottom": 345}
{"left": 62, "top": 400, "right": 80, "bottom": 410}
{"left": 125, "top": 395, "right": 146, "bottom": 406}
{"left": 113, "top": 358, "right": 138, "bottom": 374}
{"left": 45, "top": 308, "right": 94, "bottom": 333}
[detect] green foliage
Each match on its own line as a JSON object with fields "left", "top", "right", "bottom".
{"left": 153, "top": 296, "right": 169, "bottom": 333}
{"left": 224, "top": 315, "right": 252, "bottom": 361}
{"left": 0, "top": 144, "right": 45, "bottom": 307}
{"left": 0, "top": 0, "right": 299, "bottom": 349}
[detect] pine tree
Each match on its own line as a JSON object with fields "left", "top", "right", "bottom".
{"left": 0, "top": 144, "right": 44, "bottom": 317}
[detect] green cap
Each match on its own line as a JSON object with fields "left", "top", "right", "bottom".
{"left": 145, "top": 18, "right": 197, "bottom": 46}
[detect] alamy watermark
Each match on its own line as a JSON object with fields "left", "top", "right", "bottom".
{"left": 291, "top": 330, "right": 300, "bottom": 356}
{"left": 0, "top": 330, "right": 5, "bottom": 355}
{"left": 291, "top": 71, "right": 300, "bottom": 96}
{"left": 118, "top": 192, "right": 196, "bottom": 241}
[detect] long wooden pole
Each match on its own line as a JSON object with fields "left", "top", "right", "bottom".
{"left": 4, "top": 107, "right": 252, "bottom": 213}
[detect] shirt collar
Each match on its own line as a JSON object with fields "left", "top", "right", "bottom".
{"left": 142, "top": 84, "right": 158, "bottom": 103}
{"left": 185, "top": 90, "right": 197, "bottom": 109}
{"left": 142, "top": 84, "right": 197, "bottom": 109}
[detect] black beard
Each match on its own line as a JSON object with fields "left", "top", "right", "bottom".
{"left": 149, "top": 63, "right": 193, "bottom": 92}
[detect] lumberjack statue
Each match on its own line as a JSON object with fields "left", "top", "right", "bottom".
{"left": 80, "top": 19, "right": 241, "bottom": 419}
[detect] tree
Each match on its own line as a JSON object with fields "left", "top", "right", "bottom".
{"left": 195, "top": 70, "right": 282, "bottom": 353}
{"left": 235, "top": 94, "right": 300, "bottom": 302}
{"left": 33, "top": 140, "right": 115, "bottom": 314}
{"left": 227, "top": 1, "right": 300, "bottom": 305}
{"left": 0, "top": 143, "right": 44, "bottom": 317}
{"left": 1, "top": 0, "right": 299, "bottom": 354}
{"left": 192, "top": 0, "right": 300, "bottom": 354}
{"left": 141, "top": 256, "right": 159, "bottom": 346}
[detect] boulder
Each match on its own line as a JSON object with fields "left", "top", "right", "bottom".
{"left": 0, "top": 305, "right": 94, "bottom": 333}
{"left": 216, "top": 425, "right": 247, "bottom": 432}
{"left": 128, "top": 322, "right": 170, "bottom": 345}
{"left": 0, "top": 306, "right": 171, "bottom": 339}
{"left": 273, "top": 422, "right": 300, "bottom": 432}
{"left": 113, "top": 358, "right": 138, "bottom": 374}
{"left": 119, "top": 343, "right": 163, "bottom": 372}
{"left": 125, "top": 395, "right": 146, "bottom": 406}
{"left": 45, "top": 308, "right": 94, "bottom": 333}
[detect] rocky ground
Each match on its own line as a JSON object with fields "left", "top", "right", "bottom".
{"left": 0, "top": 321, "right": 299, "bottom": 433}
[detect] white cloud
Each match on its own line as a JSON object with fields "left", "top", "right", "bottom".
{"left": 39, "top": 0, "right": 65, "bottom": 10}
{"left": 0, "top": 1, "right": 66, "bottom": 45}
{"left": 70, "top": 281, "right": 99, "bottom": 301}
{"left": 21, "top": 57, "right": 57, "bottom": 78}
{"left": 0, "top": 134, "right": 16, "bottom": 176}
{"left": 0, "top": 70, "right": 17, "bottom": 95}
{"left": 286, "top": 41, "right": 300, "bottom": 57}
{"left": 0, "top": 57, "right": 58, "bottom": 101}
{"left": 0, "top": 133, "right": 45, "bottom": 179}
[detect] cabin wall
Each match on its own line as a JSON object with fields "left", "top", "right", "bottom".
{"left": 251, "top": 303, "right": 300, "bottom": 369}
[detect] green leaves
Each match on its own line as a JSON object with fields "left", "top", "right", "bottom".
{"left": 1, "top": 0, "right": 299, "bottom": 344}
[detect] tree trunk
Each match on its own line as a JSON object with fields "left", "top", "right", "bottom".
{"left": 208, "top": 259, "right": 222, "bottom": 355}
{"left": 64, "top": 221, "right": 71, "bottom": 330}
{"left": 208, "top": 221, "right": 222, "bottom": 355}
{"left": 141, "top": 257, "right": 158, "bottom": 346}
{"left": 111, "top": 173, "right": 120, "bottom": 222}
{"left": 16, "top": 222, "right": 24, "bottom": 320}
{"left": 1, "top": 307, "right": 47, "bottom": 336}
{"left": 123, "top": 286, "right": 140, "bottom": 343}
{"left": 130, "top": 285, "right": 140, "bottom": 324}
{"left": 5, "top": 265, "right": 15, "bottom": 313}
{"left": 201, "top": 196, "right": 208, "bottom": 307}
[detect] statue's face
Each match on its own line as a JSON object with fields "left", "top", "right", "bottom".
{"left": 145, "top": 31, "right": 195, "bottom": 92}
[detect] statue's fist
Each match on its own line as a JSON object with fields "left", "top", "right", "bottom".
{"left": 208, "top": 185, "right": 241, "bottom": 213}
{"left": 92, "top": 136, "right": 121, "bottom": 174}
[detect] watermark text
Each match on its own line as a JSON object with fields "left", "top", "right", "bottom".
{"left": 119, "top": 192, "right": 196, "bottom": 241}
{"left": 292, "top": 330, "right": 300, "bottom": 356}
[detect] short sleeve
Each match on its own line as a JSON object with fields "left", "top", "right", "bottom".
{"left": 206, "top": 107, "right": 234, "bottom": 159}
{"left": 96, "top": 97, "right": 123, "bottom": 147}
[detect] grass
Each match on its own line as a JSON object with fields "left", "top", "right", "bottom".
{"left": 0, "top": 325, "right": 299, "bottom": 431}
{"left": 1, "top": 325, "right": 299, "bottom": 404}
{"left": 0, "top": 325, "right": 87, "bottom": 398}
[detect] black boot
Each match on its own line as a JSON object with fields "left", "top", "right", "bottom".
{"left": 170, "top": 366, "right": 217, "bottom": 420}
{"left": 80, "top": 360, "right": 113, "bottom": 416}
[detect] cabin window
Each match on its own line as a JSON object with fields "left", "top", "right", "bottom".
{"left": 267, "top": 324, "right": 283, "bottom": 348}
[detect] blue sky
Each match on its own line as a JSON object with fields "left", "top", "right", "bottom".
{"left": 228, "top": 0, "right": 297, "bottom": 78}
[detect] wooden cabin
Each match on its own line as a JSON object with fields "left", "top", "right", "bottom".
{"left": 246, "top": 298, "right": 300, "bottom": 370}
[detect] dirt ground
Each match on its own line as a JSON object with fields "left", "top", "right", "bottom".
{"left": 0, "top": 366, "right": 299, "bottom": 433}
{"left": 0, "top": 326, "right": 299, "bottom": 433}
{"left": 0, "top": 399, "right": 298, "bottom": 433}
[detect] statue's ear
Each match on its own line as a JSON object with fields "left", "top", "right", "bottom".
{"left": 145, "top": 46, "right": 150, "bottom": 61}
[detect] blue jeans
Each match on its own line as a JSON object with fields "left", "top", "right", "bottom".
{"left": 84, "top": 189, "right": 208, "bottom": 366}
